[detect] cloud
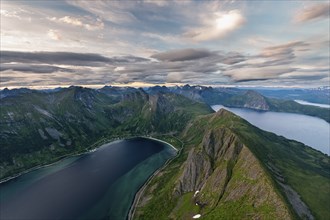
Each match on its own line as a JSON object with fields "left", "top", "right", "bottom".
{"left": 0, "top": 51, "right": 149, "bottom": 66}
{"left": 0, "top": 9, "right": 22, "bottom": 20}
{"left": 0, "top": 64, "right": 74, "bottom": 73}
{"left": 47, "top": 29, "right": 61, "bottom": 40}
{"left": 143, "top": 0, "right": 169, "bottom": 7}
{"left": 150, "top": 49, "right": 246, "bottom": 66}
{"left": 224, "top": 67, "right": 297, "bottom": 82}
{"left": 183, "top": 10, "right": 246, "bottom": 42}
{"left": 220, "top": 52, "right": 246, "bottom": 65}
{"left": 1, "top": 0, "right": 328, "bottom": 88}
{"left": 166, "top": 72, "right": 183, "bottom": 83}
{"left": 234, "top": 41, "right": 311, "bottom": 69}
{"left": 113, "top": 55, "right": 150, "bottom": 63}
{"left": 265, "top": 41, "right": 309, "bottom": 51}
{"left": 48, "top": 16, "right": 104, "bottom": 31}
{"left": 67, "top": 1, "right": 136, "bottom": 24}
{"left": 109, "top": 49, "right": 246, "bottom": 84}
{"left": 295, "top": 3, "right": 330, "bottom": 23}
{"left": 151, "top": 48, "right": 216, "bottom": 62}
{"left": 141, "top": 32, "right": 181, "bottom": 44}
{"left": 0, "top": 40, "right": 327, "bottom": 87}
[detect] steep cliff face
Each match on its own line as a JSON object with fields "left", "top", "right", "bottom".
{"left": 171, "top": 127, "right": 291, "bottom": 219}
{"left": 175, "top": 128, "right": 241, "bottom": 195}
{"left": 242, "top": 90, "right": 270, "bottom": 110}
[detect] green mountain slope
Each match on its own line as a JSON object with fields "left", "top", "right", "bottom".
{"left": 267, "top": 98, "right": 330, "bottom": 122}
{"left": 133, "top": 109, "right": 329, "bottom": 220}
{"left": 1, "top": 87, "right": 328, "bottom": 220}
{"left": 0, "top": 87, "right": 213, "bottom": 179}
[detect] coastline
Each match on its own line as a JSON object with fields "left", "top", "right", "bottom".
{"left": 0, "top": 135, "right": 124, "bottom": 184}
{"left": 0, "top": 134, "right": 178, "bottom": 185}
{"left": 0, "top": 134, "right": 182, "bottom": 220}
{"left": 142, "top": 136, "right": 179, "bottom": 152}
{"left": 127, "top": 136, "right": 184, "bottom": 220}
{"left": 0, "top": 152, "right": 83, "bottom": 184}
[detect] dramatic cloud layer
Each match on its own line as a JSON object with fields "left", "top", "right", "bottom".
{"left": 295, "top": 3, "right": 330, "bottom": 23}
{"left": 183, "top": 10, "right": 246, "bottom": 42}
{"left": 0, "top": 64, "right": 74, "bottom": 73}
{"left": 0, "top": 0, "right": 329, "bottom": 88}
{"left": 1, "top": 51, "right": 149, "bottom": 66}
{"left": 151, "top": 49, "right": 216, "bottom": 62}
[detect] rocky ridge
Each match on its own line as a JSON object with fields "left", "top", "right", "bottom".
{"left": 171, "top": 125, "right": 291, "bottom": 219}
{"left": 133, "top": 109, "right": 329, "bottom": 220}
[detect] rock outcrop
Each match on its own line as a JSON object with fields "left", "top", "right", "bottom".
{"left": 224, "top": 90, "right": 270, "bottom": 111}
{"left": 242, "top": 90, "right": 270, "bottom": 110}
{"left": 173, "top": 126, "right": 291, "bottom": 219}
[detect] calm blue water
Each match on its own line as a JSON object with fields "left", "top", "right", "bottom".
{"left": 294, "top": 100, "right": 330, "bottom": 108}
{"left": 0, "top": 137, "right": 176, "bottom": 220}
{"left": 212, "top": 105, "right": 330, "bottom": 155}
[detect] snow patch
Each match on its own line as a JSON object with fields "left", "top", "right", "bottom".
{"left": 7, "top": 112, "right": 14, "bottom": 120}
{"left": 194, "top": 190, "right": 199, "bottom": 197}
{"left": 45, "top": 127, "right": 62, "bottom": 140}
{"left": 34, "top": 106, "right": 54, "bottom": 118}
{"left": 38, "top": 129, "right": 48, "bottom": 140}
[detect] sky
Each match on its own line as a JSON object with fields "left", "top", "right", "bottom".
{"left": 0, "top": 0, "right": 329, "bottom": 89}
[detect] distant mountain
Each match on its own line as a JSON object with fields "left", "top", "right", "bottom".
{"left": 0, "top": 88, "right": 33, "bottom": 99}
{"left": 1, "top": 86, "right": 329, "bottom": 219}
{"left": 146, "top": 85, "right": 330, "bottom": 122}
{"left": 254, "top": 88, "right": 330, "bottom": 105}
{"left": 223, "top": 90, "right": 270, "bottom": 110}
{"left": 145, "top": 84, "right": 241, "bottom": 105}
{"left": 222, "top": 90, "right": 330, "bottom": 122}
{"left": 133, "top": 109, "right": 329, "bottom": 220}
{"left": 0, "top": 86, "right": 213, "bottom": 179}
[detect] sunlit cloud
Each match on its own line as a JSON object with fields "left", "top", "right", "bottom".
{"left": 48, "top": 16, "right": 104, "bottom": 31}
{"left": 183, "top": 10, "right": 246, "bottom": 42}
{"left": 0, "top": 0, "right": 328, "bottom": 87}
{"left": 47, "top": 29, "right": 62, "bottom": 40}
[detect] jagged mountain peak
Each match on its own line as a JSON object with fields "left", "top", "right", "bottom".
{"left": 244, "top": 89, "right": 264, "bottom": 97}
{"left": 0, "top": 87, "right": 33, "bottom": 99}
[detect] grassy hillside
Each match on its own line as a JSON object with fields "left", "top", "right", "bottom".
{"left": 133, "top": 110, "right": 329, "bottom": 220}
{"left": 1, "top": 87, "right": 328, "bottom": 219}
{"left": 0, "top": 87, "right": 213, "bottom": 179}
{"left": 267, "top": 98, "right": 330, "bottom": 122}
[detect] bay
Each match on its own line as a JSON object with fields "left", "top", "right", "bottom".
{"left": 0, "top": 137, "right": 176, "bottom": 220}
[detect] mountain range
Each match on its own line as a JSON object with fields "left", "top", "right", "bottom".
{"left": 0, "top": 85, "right": 329, "bottom": 219}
